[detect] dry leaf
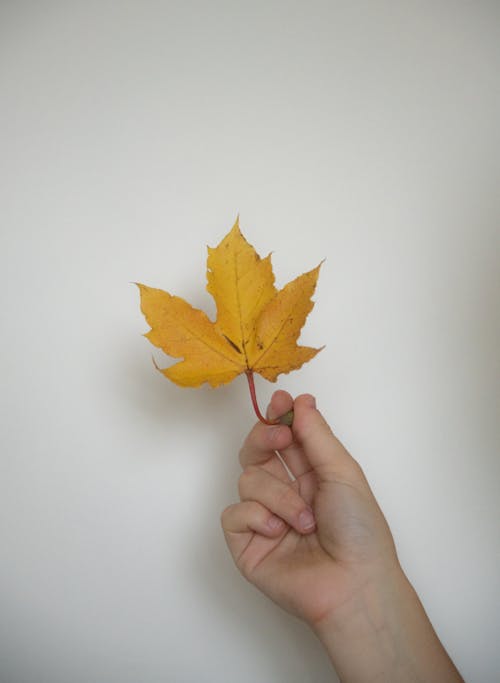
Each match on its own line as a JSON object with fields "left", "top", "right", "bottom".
{"left": 137, "top": 218, "right": 322, "bottom": 401}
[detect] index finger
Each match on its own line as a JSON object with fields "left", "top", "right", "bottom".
{"left": 239, "top": 390, "right": 294, "bottom": 469}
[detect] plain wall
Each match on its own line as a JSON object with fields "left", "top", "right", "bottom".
{"left": 1, "top": 2, "right": 499, "bottom": 681}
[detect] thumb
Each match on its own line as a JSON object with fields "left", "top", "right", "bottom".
{"left": 292, "top": 394, "right": 361, "bottom": 483}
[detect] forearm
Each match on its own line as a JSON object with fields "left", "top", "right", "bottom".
{"left": 312, "top": 566, "right": 464, "bottom": 683}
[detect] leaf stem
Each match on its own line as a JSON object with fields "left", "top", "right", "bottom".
{"left": 245, "top": 371, "right": 277, "bottom": 425}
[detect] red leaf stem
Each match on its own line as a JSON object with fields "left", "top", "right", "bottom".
{"left": 245, "top": 371, "right": 277, "bottom": 425}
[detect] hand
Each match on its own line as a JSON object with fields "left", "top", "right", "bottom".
{"left": 221, "top": 391, "right": 464, "bottom": 683}
{"left": 221, "top": 390, "right": 399, "bottom": 627}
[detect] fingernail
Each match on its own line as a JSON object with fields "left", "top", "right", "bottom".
{"left": 304, "top": 395, "right": 316, "bottom": 409}
{"left": 298, "top": 508, "right": 316, "bottom": 531}
{"left": 268, "top": 515, "right": 284, "bottom": 531}
{"left": 266, "top": 404, "right": 276, "bottom": 422}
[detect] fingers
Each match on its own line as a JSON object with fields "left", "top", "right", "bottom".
{"left": 239, "top": 422, "right": 293, "bottom": 469}
{"left": 276, "top": 440, "right": 312, "bottom": 479}
{"left": 221, "top": 500, "right": 286, "bottom": 537}
{"left": 221, "top": 500, "right": 287, "bottom": 566}
{"left": 239, "top": 390, "right": 311, "bottom": 481}
{"left": 292, "top": 394, "right": 363, "bottom": 484}
{"left": 267, "top": 391, "right": 313, "bottom": 478}
{"left": 266, "top": 389, "right": 294, "bottom": 422}
{"left": 239, "top": 390, "right": 294, "bottom": 470}
{"left": 239, "top": 465, "right": 316, "bottom": 534}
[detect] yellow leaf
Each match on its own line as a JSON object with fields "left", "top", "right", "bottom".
{"left": 137, "top": 219, "right": 322, "bottom": 390}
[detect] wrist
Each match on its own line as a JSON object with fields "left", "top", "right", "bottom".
{"left": 312, "top": 563, "right": 407, "bottom": 677}
{"left": 311, "top": 564, "right": 463, "bottom": 683}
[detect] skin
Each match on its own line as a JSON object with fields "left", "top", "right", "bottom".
{"left": 221, "top": 391, "right": 464, "bottom": 683}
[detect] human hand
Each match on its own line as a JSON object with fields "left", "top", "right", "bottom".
{"left": 221, "top": 391, "right": 464, "bottom": 683}
{"left": 221, "top": 390, "right": 399, "bottom": 628}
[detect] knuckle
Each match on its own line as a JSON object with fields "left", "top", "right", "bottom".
{"left": 239, "top": 425, "right": 274, "bottom": 467}
{"left": 238, "top": 465, "right": 259, "bottom": 496}
{"left": 238, "top": 430, "right": 257, "bottom": 466}
{"left": 238, "top": 442, "right": 249, "bottom": 467}
{"left": 220, "top": 504, "right": 233, "bottom": 527}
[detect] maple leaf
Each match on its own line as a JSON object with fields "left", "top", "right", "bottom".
{"left": 137, "top": 218, "right": 323, "bottom": 423}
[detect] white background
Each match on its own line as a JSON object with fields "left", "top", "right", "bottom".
{"left": 1, "top": 2, "right": 499, "bottom": 681}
